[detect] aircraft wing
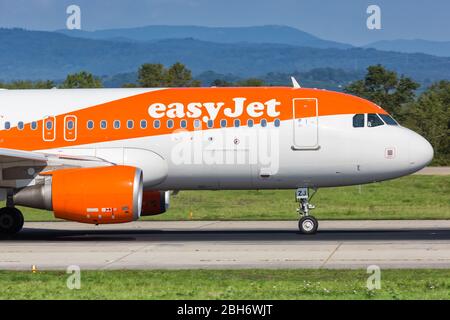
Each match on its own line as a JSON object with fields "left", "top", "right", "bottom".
{"left": 0, "top": 148, "right": 113, "bottom": 189}
{"left": 0, "top": 148, "right": 48, "bottom": 163}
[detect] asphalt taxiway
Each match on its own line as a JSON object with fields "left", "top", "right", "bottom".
{"left": 1, "top": 220, "right": 450, "bottom": 270}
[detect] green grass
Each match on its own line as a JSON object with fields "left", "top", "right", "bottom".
{"left": 1, "top": 269, "right": 449, "bottom": 300}
{"left": 17, "top": 175, "right": 449, "bottom": 222}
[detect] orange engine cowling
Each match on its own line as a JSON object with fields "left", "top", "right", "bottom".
{"left": 141, "top": 191, "right": 170, "bottom": 216}
{"left": 14, "top": 166, "right": 143, "bottom": 224}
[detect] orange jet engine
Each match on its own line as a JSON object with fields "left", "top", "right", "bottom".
{"left": 14, "top": 166, "right": 143, "bottom": 224}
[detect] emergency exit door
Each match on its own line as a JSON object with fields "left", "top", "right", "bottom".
{"left": 64, "top": 115, "right": 77, "bottom": 142}
{"left": 292, "top": 98, "right": 319, "bottom": 149}
{"left": 42, "top": 116, "right": 56, "bottom": 142}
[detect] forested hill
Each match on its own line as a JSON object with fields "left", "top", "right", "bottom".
{"left": 1, "top": 28, "right": 450, "bottom": 83}
{"left": 58, "top": 25, "right": 352, "bottom": 49}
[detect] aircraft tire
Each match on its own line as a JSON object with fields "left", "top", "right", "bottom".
{"left": 298, "top": 216, "right": 318, "bottom": 235}
{"left": 0, "top": 207, "right": 24, "bottom": 235}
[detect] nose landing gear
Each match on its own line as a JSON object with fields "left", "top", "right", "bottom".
{"left": 296, "top": 188, "right": 318, "bottom": 234}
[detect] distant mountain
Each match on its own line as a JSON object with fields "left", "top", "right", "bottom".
{"left": 103, "top": 68, "right": 364, "bottom": 91}
{"left": 1, "top": 28, "right": 450, "bottom": 84}
{"left": 365, "top": 39, "right": 450, "bottom": 57}
{"left": 58, "top": 25, "right": 352, "bottom": 49}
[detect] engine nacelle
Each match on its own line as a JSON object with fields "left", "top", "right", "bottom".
{"left": 141, "top": 191, "right": 170, "bottom": 216}
{"left": 14, "top": 166, "right": 143, "bottom": 224}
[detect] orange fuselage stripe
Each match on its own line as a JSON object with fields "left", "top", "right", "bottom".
{"left": 0, "top": 87, "right": 386, "bottom": 151}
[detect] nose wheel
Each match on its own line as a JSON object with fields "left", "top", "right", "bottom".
{"left": 0, "top": 207, "right": 24, "bottom": 236}
{"left": 296, "top": 188, "right": 318, "bottom": 235}
{"left": 299, "top": 216, "right": 319, "bottom": 234}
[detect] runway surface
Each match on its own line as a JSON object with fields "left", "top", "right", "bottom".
{"left": 415, "top": 166, "right": 450, "bottom": 175}
{"left": 1, "top": 220, "right": 450, "bottom": 270}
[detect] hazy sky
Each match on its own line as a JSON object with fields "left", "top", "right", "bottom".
{"left": 0, "top": 0, "right": 448, "bottom": 45}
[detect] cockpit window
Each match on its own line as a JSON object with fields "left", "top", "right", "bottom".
{"left": 379, "top": 114, "right": 399, "bottom": 126}
{"left": 367, "top": 114, "right": 384, "bottom": 127}
{"left": 353, "top": 114, "right": 365, "bottom": 128}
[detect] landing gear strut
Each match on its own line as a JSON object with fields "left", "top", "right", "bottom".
{"left": 0, "top": 207, "right": 24, "bottom": 236}
{"left": 296, "top": 188, "right": 318, "bottom": 235}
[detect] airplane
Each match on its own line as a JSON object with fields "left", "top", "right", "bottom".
{"left": 0, "top": 79, "right": 433, "bottom": 235}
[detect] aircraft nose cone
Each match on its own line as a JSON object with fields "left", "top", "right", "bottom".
{"left": 409, "top": 132, "right": 434, "bottom": 172}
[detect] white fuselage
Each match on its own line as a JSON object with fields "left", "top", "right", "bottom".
{"left": 0, "top": 88, "right": 434, "bottom": 191}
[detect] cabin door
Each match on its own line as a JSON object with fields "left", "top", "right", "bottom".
{"left": 292, "top": 98, "right": 319, "bottom": 150}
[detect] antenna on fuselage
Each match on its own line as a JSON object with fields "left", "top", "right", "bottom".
{"left": 291, "top": 77, "right": 301, "bottom": 88}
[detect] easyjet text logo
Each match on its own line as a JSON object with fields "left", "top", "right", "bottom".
{"left": 148, "top": 97, "right": 281, "bottom": 122}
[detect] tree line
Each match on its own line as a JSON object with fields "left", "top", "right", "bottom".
{"left": 0, "top": 63, "right": 448, "bottom": 165}
{"left": 0, "top": 62, "right": 265, "bottom": 89}
{"left": 0, "top": 72, "right": 102, "bottom": 89}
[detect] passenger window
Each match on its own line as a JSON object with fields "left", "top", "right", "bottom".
{"left": 45, "top": 120, "right": 53, "bottom": 130}
{"left": 113, "top": 120, "right": 121, "bottom": 129}
{"left": 18, "top": 122, "right": 24, "bottom": 130}
{"left": 247, "top": 119, "right": 254, "bottom": 128}
{"left": 353, "top": 114, "right": 365, "bottom": 128}
{"left": 87, "top": 120, "right": 94, "bottom": 130}
{"left": 260, "top": 119, "right": 267, "bottom": 127}
{"left": 154, "top": 120, "right": 160, "bottom": 129}
{"left": 66, "top": 120, "right": 74, "bottom": 130}
{"left": 234, "top": 119, "right": 240, "bottom": 128}
{"left": 180, "top": 120, "right": 187, "bottom": 129}
{"left": 31, "top": 122, "right": 38, "bottom": 130}
{"left": 100, "top": 120, "right": 107, "bottom": 129}
{"left": 379, "top": 114, "right": 398, "bottom": 126}
{"left": 194, "top": 119, "right": 201, "bottom": 128}
{"left": 4, "top": 122, "right": 10, "bottom": 130}
{"left": 274, "top": 119, "right": 281, "bottom": 127}
{"left": 367, "top": 114, "right": 384, "bottom": 127}
{"left": 167, "top": 120, "right": 174, "bottom": 129}
{"left": 140, "top": 120, "right": 147, "bottom": 129}
{"left": 127, "top": 120, "right": 134, "bottom": 129}
{"left": 207, "top": 120, "right": 214, "bottom": 128}
{"left": 220, "top": 119, "right": 227, "bottom": 128}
